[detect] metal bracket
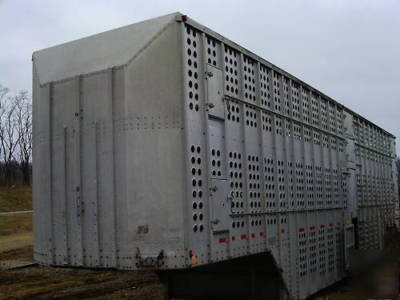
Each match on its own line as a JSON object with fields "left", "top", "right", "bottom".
{"left": 136, "top": 248, "right": 165, "bottom": 268}
{"left": 210, "top": 219, "right": 220, "bottom": 225}
{"left": 206, "top": 102, "right": 215, "bottom": 109}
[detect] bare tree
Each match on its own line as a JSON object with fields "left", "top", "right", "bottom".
{"left": 0, "top": 84, "right": 9, "bottom": 102}
{"left": 0, "top": 84, "right": 33, "bottom": 185}
{"left": 0, "top": 90, "right": 20, "bottom": 185}
{"left": 15, "top": 91, "right": 32, "bottom": 185}
{"left": 0, "top": 84, "right": 9, "bottom": 163}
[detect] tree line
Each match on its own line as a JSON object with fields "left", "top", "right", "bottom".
{"left": 0, "top": 84, "right": 32, "bottom": 186}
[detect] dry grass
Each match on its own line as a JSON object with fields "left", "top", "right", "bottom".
{"left": 0, "top": 185, "right": 33, "bottom": 255}
{"left": 0, "top": 185, "right": 32, "bottom": 212}
{"left": 0, "top": 185, "right": 33, "bottom": 267}
{"left": 0, "top": 266, "right": 166, "bottom": 299}
{"left": 0, "top": 231, "right": 32, "bottom": 255}
{"left": 0, "top": 213, "right": 32, "bottom": 236}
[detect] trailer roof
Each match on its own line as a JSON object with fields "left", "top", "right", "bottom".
{"left": 33, "top": 12, "right": 178, "bottom": 85}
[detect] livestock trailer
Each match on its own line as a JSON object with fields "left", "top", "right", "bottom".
{"left": 32, "top": 12, "right": 398, "bottom": 299}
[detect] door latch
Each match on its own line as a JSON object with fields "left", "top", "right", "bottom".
{"left": 206, "top": 102, "right": 215, "bottom": 109}
{"left": 210, "top": 186, "right": 218, "bottom": 192}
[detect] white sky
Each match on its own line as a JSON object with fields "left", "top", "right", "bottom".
{"left": 0, "top": 0, "right": 399, "bottom": 154}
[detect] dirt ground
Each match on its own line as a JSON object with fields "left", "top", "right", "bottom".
{"left": 1, "top": 187, "right": 400, "bottom": 299}
{"left": 0, "top": 265, "right": 166, "bottom": 299}
{"left": 313, "top": 257, "right": 400, "bottom": 300}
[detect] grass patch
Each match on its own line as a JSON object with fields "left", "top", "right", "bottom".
{"left": 0, "top": 213, "right": 32, "bottom": 236}
{"left": 0, "top": 185, "right": 32, "bottom": 212}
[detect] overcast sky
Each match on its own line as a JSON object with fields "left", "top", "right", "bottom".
{"left": 0, "top": 0, "right": 399, "bottom": 154}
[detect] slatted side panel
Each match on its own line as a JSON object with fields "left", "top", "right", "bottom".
{"left": 182, "top": 21, "right": 396, "bottom": 299}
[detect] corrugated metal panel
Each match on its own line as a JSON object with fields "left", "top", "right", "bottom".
{"left": 33, "top": 12, "right": 397, "bottom": 299}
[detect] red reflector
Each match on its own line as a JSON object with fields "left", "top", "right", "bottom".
{"left": 241, "top": 234, "right": 247, "bottom": 240}
{"left": 232, "top": 236, "right": 236, "bottom": 241}
{"left": 260, "top": 232, "right": 264, "bottom": 237}
{"left": 320, "top": 225, "right": 325, "bottom": 228}
{"left": 299, "top": 228, "right": 305, "bottom": 232}
{"left": 181, "top": 15, "right": 188, "bottom": 22}
{"left": 310, "top": 226, "right": 316, "bottom": 230}
{"left": 219, "top": 238, "right": 227, "bottom": 243}
{"left": 251, "top": 233, "right": 255, "bottom": 238}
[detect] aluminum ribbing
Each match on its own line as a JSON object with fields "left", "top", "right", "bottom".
{"left": 33, "top": 12, "right": 397, "bottom": 300}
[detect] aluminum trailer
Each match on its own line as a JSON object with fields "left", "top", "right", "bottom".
{"left": 32, "top": 12, "right": 398, "bottom": 299}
